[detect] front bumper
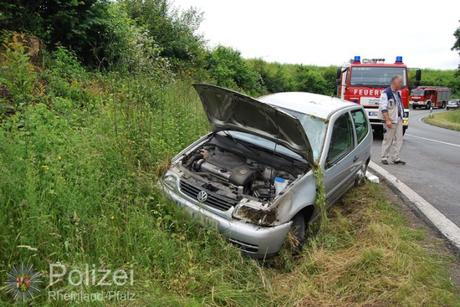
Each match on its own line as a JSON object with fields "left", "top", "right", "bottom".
{"left": 161, "top": 183, "right": 292, "bottom": 258}
{"left": 365, "top": 108, "right": 409, "bottom": 127}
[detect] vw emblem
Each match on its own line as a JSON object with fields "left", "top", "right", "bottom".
{"left": 197, "top": 190, "right": 208, "bottom": 203}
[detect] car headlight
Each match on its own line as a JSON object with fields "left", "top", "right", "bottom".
{"left": 162, "top": 174, "right": 179, "bottom": 191}
{"left": 233, "top": 201, "right": 275, "bottom": 226}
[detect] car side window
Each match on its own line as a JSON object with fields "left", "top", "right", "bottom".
{"left": 326, "top": 113, "right": 354, "bottom": 167}
{"left": 351, "top": 109, "right": 369, "bottom": 144}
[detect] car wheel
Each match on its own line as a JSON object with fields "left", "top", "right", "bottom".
{"left": 288, "top": 213, "right": 307, "bottom": 254}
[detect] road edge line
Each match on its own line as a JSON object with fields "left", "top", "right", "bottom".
{"left": 368, "top": 161, "right": 460, "bottom": 252}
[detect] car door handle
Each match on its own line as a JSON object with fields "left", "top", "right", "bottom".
{"left": 353, "top": 156, "right": 359, "bottom": 163}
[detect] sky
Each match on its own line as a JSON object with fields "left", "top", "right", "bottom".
{"left": 174, "top": 0, "right": 460, "bottom": 69}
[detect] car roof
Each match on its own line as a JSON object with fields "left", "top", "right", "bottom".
{"left": 258, "top": 92, "right": 357, "bottom": 120}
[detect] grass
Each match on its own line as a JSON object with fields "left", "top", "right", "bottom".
{"left": 0, "top": 44, "right": 459, "bottom": 306}
{"left": 267, "top": 183, "right": 459, "bottom": 306}
{"left": 424, "top": 109, "right": 460, "bottom": 131}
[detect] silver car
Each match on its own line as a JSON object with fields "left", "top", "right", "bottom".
{"left": 446, "top": 99, "right": 460, "bottom": 110}
{"left": 161, "top": 84, "right": 372, "bottom": 258}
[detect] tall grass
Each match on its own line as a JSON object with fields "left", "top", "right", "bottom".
{"left": 0, "top": 42, "right": 458, "bottom": 306}
{"left": 0, "top": 44, "right": 269, "bottom": 305}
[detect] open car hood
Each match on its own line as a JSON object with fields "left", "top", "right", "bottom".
{"left": 193, "top": 84, "right": 314, "bottom": 165}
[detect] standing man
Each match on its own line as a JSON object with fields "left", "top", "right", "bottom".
{"left": 379, "top": 75, "right": 406, "bottom": 165}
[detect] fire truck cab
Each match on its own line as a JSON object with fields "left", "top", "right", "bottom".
{"left": 410, "top": 86, "right": 451, "bottom": 109}
{"left": 336, "top": 56, "right": 421, "bottom": 136}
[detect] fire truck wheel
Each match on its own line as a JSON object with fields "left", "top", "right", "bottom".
{"left": 426, "top": 102, "right": 432, "bottom": 110}
{"left": 373, "top": 127, "right": 384, "bottom": 139}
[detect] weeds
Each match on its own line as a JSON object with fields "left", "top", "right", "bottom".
{"left": 0, "top": 43, "right": 458, "bottom": 306}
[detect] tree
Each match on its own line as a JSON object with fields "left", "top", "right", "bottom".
{"left": 453, "top": 22, "right": 460, "bottom": 73}
{"left": 207, "top": 46, "right": 263, "bottom": 94}
{"left": 0, "top": 0, "right": 111, "bottom": 67}
{"left": 293, "top": 66, "right": 328, "bottom": 94}
{"left": 121, "top": 0, "right": 207, "bottom": 70}
{"left": 453, "top": 23, "right": 460, "bottom": 53}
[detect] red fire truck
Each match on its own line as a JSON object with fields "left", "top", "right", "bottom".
{"left": 410, "top": 86, "right": 451, "bottom": 109}
{"left": 336, "top": 56, "right": 421, "bottom": 136}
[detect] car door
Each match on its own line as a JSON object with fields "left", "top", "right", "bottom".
{"left": 350, "top": 108, "right": 371, "bottom": 173}
{"left": 324, "top": 111, "right": 356, "bottom": 205}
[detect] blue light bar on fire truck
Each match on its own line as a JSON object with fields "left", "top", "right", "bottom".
{"left": 395, "top": 56, "right": 403, "bottom": 63}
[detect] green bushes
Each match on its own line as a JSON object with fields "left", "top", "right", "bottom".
{"left": 207, "top": 46, "right": 263, "bottom": 95}
{"left": 0, "top": 35, "right": 38, "bottom": 108}
{"left": 121, "top": 0, "right": 207, "bottom": 71}
{"left": 0, "top": 0, "right": 112, "bottom": 67}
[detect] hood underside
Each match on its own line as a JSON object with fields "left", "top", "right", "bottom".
{"left": 193, "top": 84, "right": 314, "bottom": 164}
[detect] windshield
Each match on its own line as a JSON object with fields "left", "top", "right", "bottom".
{"left": 351, "top": 67, "right": 407, "bottom": 87}
{"left": 411, "top": 89, "right": 424, "bottom": 96}
{"left": 279, "top": 108, "right": 326, "bottom": 161}
{"left": 226, "top": 108, "right": 326, "bottom": 162}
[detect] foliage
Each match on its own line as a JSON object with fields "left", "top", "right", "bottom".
{"left": 0, "top": 49, "right": 458, "bottom": 305}
{"left": 0, "top": 0, "right": 111, "bottom": 67}
{"left": 1, "top": 3, "right": 460, "bottom": 305}
{"left": 0, "top": 52, "right": 266, "bottom": 304}
{"left": 269, "top": 184, "right": 459, "bottom": 306}
{"left": 103, "top": 2, "right": 170, "bottom": 75}
{"left": 313, "top": 167, "right": 328, "bottom": 230}
{"left": 293, "top": 66, "right": 329, "bottom": 94}
{"left": 121, "top": 0, "right": 207, "bottom": 72}
{"left": 0, "top": 34, "right": 39, "bottom": 110}
{"left": 207, "top": 46, "right": 263, "bottom": 95}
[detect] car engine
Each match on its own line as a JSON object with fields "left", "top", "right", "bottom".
{"left": 179, "top": 133, "right": 307, "bottom": 202}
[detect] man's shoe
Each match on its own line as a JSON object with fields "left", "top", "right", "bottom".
{"left": 381, "top": 160, "right": 389, "bottom": 165}
{"left": 393, "top": 160, "right": 406, "bottom": 165}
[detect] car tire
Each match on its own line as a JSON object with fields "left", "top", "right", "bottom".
{"left": 289, "top": 213, "right": 307, "bottom": 254}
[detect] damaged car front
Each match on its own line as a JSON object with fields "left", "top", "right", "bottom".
{"left": 161, "top": 84, "right": 324, "bottom": 258}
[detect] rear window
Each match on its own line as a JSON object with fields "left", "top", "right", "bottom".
{"left": 351, "top": 67, "right": 407, "bottom": 87}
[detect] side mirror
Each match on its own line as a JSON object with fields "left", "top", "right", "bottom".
{"left": 335, "top": 67, "right": 342, "bottom": 86}
{"left": 414, "top": 69, "right": 422, "bottom": 88}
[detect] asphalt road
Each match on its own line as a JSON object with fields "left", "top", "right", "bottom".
{"left": 371, "top": 109, "right": 460, "bottom": 227}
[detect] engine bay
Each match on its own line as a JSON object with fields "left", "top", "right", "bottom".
{"left": 179, "top": 133, "right": 308, "bottom": 203}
